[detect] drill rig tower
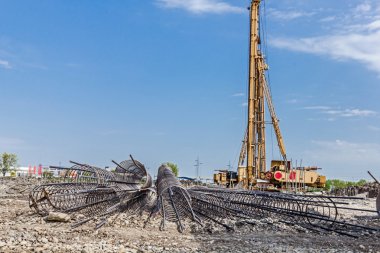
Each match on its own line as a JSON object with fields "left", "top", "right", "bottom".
{"left": 239, "top": 0, "right": 287, "bottom": 187}
{"left": 213, "top": 0, "right": 326, "bottom": 190}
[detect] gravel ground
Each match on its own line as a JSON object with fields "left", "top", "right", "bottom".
{"left": 0, "top": 178, "right": 379, "bottom": 253}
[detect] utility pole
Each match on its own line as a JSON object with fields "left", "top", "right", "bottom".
{"left": 194, "top": 157, "right": 203, "bottom": 180}
{"left": 227, "top": 161, "right": 232, "bottom": 171}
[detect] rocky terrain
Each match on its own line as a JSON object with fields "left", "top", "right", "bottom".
{"left": 0, "top": 178, "right": 379, "bottom": 253}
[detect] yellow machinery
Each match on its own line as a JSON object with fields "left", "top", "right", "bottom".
{"left": 267, "top": 160, "right": 326, "bottom": 188}
{"left": 213, "top": 170, "right": 238, "bottom": 188}
{"left": 214, "top": 0, "right": 326, "bottom": 190}
{"left": 239, "top": 0, "right": 287, "bottom": 187}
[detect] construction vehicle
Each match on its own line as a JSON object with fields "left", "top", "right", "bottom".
{"left": 213, "top": 0, "right": 326, "bottom": 190}
{"left": 213, "top": 170, "right": 237, "bottom": 188}
{"left": 266, "top": 161, "right": 326, "bottom": 188}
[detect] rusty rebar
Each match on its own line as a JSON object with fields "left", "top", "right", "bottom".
{"left": 28, "top": 158, "right": 379, "bottom": 237}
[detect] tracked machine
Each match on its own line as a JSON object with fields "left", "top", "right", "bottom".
{"left": 213, "top": 0, "right": 326, "bottom": 191}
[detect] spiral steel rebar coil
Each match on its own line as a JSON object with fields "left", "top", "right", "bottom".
{"left": 187, "top": 187, "right": 337, "bottom": 229}
{"left": 188, "top": 187, "right": 380, "bottom": 237}
{"left": 29, "top": 158, "right": 155, "bottom": 228}
{"left": 156, "top": 164, "right": 201, "bottom": 232}
{"left": 28, "top": 158, "right": 379, "bottom": 237}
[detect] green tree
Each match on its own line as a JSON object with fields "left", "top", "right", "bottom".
{"left": 356, "top": 179, "right": 367, "bottom": 186}
{"left": 325, "top": 179, "right": 368, "bottom": 191}
{"left": 330, "top": 179, "right": 347, "bottom": 189}
{"left": 1, "top": 153, "right": 18, "bottom": 177}
{"left": 166, "top": 162, "right": 179, "bottom": 177}
{"left": 324, "top": 180, "right": 332, "bottom": 191}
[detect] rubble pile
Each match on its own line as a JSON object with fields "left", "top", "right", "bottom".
{"left": 332, "top": 182, "right": 379, "bottom": 198}
{"left": 0, "top": 177, "right": 39, "bottom": 199}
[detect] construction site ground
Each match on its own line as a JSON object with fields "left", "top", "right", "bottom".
{"left": 0, "top": 178, "right": 379, "bottom": 253}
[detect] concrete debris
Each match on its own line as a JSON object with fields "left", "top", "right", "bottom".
{"left": 331, "top": 182, "right": 379, "bottom": 198}
{"left": 46, "top": 212, "right": 71, "bottom": 222}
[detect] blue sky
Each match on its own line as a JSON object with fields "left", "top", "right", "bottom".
{"left": 0, "top": 0, "right": 379, "bottom": 180}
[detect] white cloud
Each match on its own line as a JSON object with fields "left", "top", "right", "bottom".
{"left": 268, "top": 9, "right": 315, "bottom": 21}
{"left": 286, "top": 99, "right": 298, "bottom": 104}
{"left": 271, "top": 2, "right": 380, "bottom": 75}
{"left": 156, "top": 0, "right": 244, "bottom": 14}
{"left": 303, "top": 106, "right": 331, "bottom": 110}
{"left": 312, "top": 139, "right": 379, "bottom": 152}
{"left": 302, "top": 139, "right": 380, "bottom": 180}
{"left": 368, "top": 125, "right": 380, "bottom": 131}
{"left": 272, "top": 30, "right": 380, "bottom": 75}
{"left": 241, "top": 102, "right": 248, "bottom": 107}
{"left": 320, "top": 16, "right": 336, "bottom": 23}
{"left": 324, "top": 109, "right": 377, "bottom": 117}
{"left": 232, "top": 92, "right": 244, "bottom": 97}
{"left": 302, "top": 106, "right": 377, "bottom": 119}
{"left": 366, "top": 20, "right": 380, "bottom": 31}
{"left": 0, "top": 59, "right": 11, "bottom": 69}
{"left": 355, "top": 2, "right": 372, "bottom": 13}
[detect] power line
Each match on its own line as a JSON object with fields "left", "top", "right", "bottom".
{"left": 194, "top": 156, "right": 203, "bottom": 180}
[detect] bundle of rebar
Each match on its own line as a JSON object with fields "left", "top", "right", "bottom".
{"left": 156, "top": 164, "right": 201, "bottom": 232}
{"left": 28, "top": 158, "right": 379, "bottom": 237}
{"left": 189, "top": 187, "right": 380, "bottom": 237}
{"left": 29, "top": 157, "right": 156, "bottom": 229}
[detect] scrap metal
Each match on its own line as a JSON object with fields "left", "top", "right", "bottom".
{"left": 29, "top": 156, "right": 156, "bottom": 229}
{"left": 29, "top": 158, "right": 379, "bottom": 237}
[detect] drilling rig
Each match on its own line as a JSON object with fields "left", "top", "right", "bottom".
{"left": 214, "top": 0, "right": 326, "bottom": 190}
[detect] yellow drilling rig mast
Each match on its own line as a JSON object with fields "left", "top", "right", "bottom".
{"left": 239, "top": 0, "right": 286, "bottom": 187}
{"left": 214, "top": 0, "right": 326, "bottom": 190}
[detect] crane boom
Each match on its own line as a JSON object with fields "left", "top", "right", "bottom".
{"left": 259, "top": 59, "right": 287, "bottom": 161}
{"left": 238, "top": 129, "right": 247, "bottom": 167}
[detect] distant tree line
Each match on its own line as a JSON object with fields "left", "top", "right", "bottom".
{"left": 324, "top": 179, "right": 367, "bottom": 191}
{"left": 0, "top": 152, "right": 18, "bottom": 176}
{"left": 166, "top": 162, "right": 179, "bottom": 177}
